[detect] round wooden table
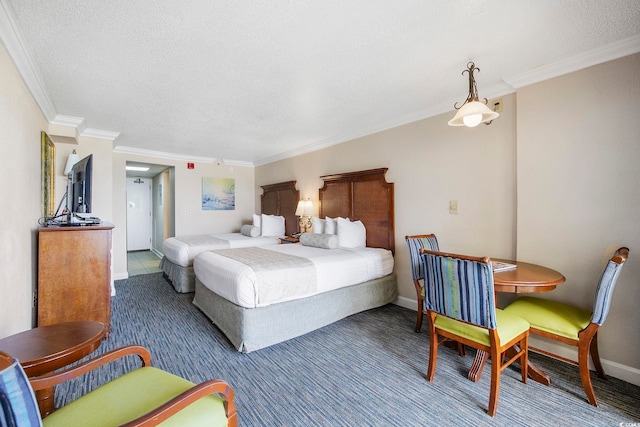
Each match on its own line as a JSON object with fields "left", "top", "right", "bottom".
{"left": 467, "top": 259, "right": 565, "bottom": 384}
{"left": 493, "top": 259, "right": 566, "bottom": 294}
{"left": 0, "top": 320, "right": 107, "bottom": 416}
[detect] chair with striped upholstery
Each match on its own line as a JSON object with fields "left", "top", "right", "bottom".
{"left": 420, "top": 249, "right": 530, "bottom": 417}
{"left": 503, "top": 247, "right": 629, "bottom": 407}
{"left": 405, "top": 234, "right": 440, "bottom": 332}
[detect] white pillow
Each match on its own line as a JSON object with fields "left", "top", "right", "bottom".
{"left": 253, "top": 214, "right": 261, "bottom": 228}
{"left": 311, "top": 217, "right": 325, "bottom": 234}
{"left": 240, "top": 224, "right": 260, "bottom": 237}
{"left": 261, "top": 214, "right": 285, "bottom": 237}
{"left": 299, "top": 233, "right": 339, "bottom": 249}
{"left": 324, "top": 217, "right": 348, "bottom": 235}
{"left": 336, "top": 218, "right": 366, "bottom": 248}
{"left": 324, "top": 217, "right": 337, "bottom": 234}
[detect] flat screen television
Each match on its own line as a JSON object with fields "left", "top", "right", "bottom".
{"left": 70, "top": 154, "right": 93, "bottom": 214}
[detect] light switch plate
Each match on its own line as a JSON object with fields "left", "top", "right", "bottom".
{"left": 449, "top": 200, "right": 459, "bottom": 215}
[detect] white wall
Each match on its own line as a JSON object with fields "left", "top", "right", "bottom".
{"left": 0, "top": 43, "right": 47, "bottom": 337}
{"left": 515, "top": 53, "right": 640, "bottom": 375}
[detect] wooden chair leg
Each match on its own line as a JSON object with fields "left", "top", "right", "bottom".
{"left": 415, "top": 297, "right": 424, "bottom": 332}
{"left": 520, "top": 335, "right": 528, "bottom": 384}
{"left": 578, "top": 337, "right": 598, "bottom": 406}
{"left": 589, "top": 333, "right": 606, "bottom": 378}
{"left": 426, "top": 312, "right": 438, "bottom": 382}
{"left": 488, "top": 350, "right": 501, "bottom": 417}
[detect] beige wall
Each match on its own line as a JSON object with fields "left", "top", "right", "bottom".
{"left": 256, "top": 92, "right": 518, "bottom": 312}
{"left": 515, "top": 53, "right": 640, "bottom": 374}
{"left": 0, "top": 44, "right": 47, "bottom": 337}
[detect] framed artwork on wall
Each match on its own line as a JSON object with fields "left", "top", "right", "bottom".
{"left": 202, "top": 177, "right": 235, "bottom": 211}
{"left": 41, "top": 131, "right": 55, "bottom": 219}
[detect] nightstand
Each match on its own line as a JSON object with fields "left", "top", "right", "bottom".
{"left": 280, "top": 236, "right": 300, "bottom": 244}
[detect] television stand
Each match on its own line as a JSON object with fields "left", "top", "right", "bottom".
{"left": 58, "top": 214, "right": 102, "bottom": 226}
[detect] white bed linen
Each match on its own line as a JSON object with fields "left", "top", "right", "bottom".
{"left": 162, "top": 233, "right": 280, "bottom": 267}
{"left": 193, "top": 244, "right": 394, "bottom": 308}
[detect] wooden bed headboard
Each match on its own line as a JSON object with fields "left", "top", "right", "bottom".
{"left": 260, "top": 180, "right": 299, "bottom": 236}
{"left": 319, "top": 168, "right": 395, "bottom": 253}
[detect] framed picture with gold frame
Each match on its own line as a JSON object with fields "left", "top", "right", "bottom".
{"left": 41, "top": 131, "right": 55, "bottom": 218}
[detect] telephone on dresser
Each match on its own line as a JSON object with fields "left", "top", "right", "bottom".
{"left": 290, "top": 232, "right": 302, "bottom": 238}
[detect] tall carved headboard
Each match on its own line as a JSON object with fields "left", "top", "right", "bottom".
{"left": 319, "top": 168, "right": 395, "bottom": 253}
{"left": 260, "top": 180, "right": 299, "bottom": 236}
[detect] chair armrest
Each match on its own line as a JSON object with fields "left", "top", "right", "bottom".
{"left": 29, "top": 345, "right": 152, "bottom": 391}
{"left": 120, "top": 379, "right": 237, "bottom": 427}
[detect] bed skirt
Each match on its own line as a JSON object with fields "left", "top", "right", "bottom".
{"left": 192, "top": 273, "right": 398, "bottom": 353}
{"left": 159, "top": 256, "right": 195, "bottom": 293}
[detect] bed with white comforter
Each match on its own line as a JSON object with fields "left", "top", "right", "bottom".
{"left": 192, "top": 241, "right": 396, "bottom": 353}
{"left": 191, "top": 168, "right": 398, "bottom": 353}
{"left": 194, "top": 243, "right": 394, "bottom": 308}
{"left": 160, "top": 233, "right": 280, "bottom": 293}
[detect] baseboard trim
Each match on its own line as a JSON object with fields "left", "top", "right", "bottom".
{"left": 113, "top": 272, "right": 129, "bottom": 281}
{"left": 391, "top": 298, "right": 640, "bottom": 387}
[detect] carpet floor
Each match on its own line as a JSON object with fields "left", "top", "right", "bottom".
{"left": 55, "top": 272, "right": 640, "bottom": 426}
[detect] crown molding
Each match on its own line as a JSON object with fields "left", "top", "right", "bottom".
{"left": 50, "top": 114, "right": 85, "bottom": 128}
{"left": 0, "top": 0, "right": 56, "bottom": 121}
{"left": 114, "top": 145, "right": 254, "bottom": 167}
{"left": 255, "top": 81, "right": 516, "bottom": 167}
{"left": 80, "top": 128, "right": 120, "bottom": 141}
{"left": 503, "top": 34, "right": 640, "bottom": 89}
{"left": 113, "top": 145, "right": 219, "bottom": 164}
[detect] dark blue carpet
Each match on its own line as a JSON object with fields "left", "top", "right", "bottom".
{"left": 55, "top": 273, "right": 640, "bottom": 426}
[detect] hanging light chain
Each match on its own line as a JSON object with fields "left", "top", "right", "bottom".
{"left": 454, "top": 62, "right": 489, "bottom": 109}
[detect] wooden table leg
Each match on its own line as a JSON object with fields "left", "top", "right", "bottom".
{"left": 468, "top": 350, "right": 489, "bottom": 382}
{"left": 469, "top": 347, "right": 552, "bottom": 385}
{"left": 506, "top": 346, "right": 551, "bottom": 385}
{"left": 35, "top": 386, "right": 55, "bottom": 417}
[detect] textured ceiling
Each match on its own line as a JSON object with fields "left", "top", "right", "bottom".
{"left": 4, "top": 1, "right": 640, "bottom": 165}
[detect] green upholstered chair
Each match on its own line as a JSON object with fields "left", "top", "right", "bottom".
{"left": 405, "top": 234, "right": 440, "bottom": 332}
{"left": 0, "top": 345, "right": 237, "bottom": 427}
{"left": 503, "top": 247, "right": 629, "bottom": 407}
{"left": 420, "top": 249, "right": 530, "bottom": 417}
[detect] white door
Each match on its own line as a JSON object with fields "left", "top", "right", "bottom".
{"left": 126, "top": 178, "right": 152, "bottom": 251}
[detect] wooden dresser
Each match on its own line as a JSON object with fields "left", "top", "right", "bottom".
{"left": 37, "top": 223, "right": 114, "bottom": 334}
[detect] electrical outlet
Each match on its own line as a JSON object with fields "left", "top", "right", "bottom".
{"left": 449, "top": 200, "right": 459, "bottom": 215}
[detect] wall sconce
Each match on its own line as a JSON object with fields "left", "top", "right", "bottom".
{"left": 448, "top": 62, "right": 499, "bottom": 127}
{"left": 295, "top": 198, "right": 314, "bottom": 233}
{"left": 63, "top": 149, "right": 80, "bottom": 176}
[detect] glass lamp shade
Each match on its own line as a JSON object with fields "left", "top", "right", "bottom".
{"left": 295, "top": 199, "right": 314, "bottom": 216}
{"left": 448, "top": 101, "right": 499, "bottom": 127}
{"left": 63, "top": 152, "right": 80, "bottom": 175}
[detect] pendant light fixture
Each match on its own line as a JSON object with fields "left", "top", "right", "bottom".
{"left": 448, "top": 62, "right": 499, "bottom": 127}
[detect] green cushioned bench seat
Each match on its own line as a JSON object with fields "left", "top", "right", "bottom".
{"left": 435, "top": 309, "right": 530, "bottom": 346}
{"left": 43, "top": 367, "right": 229, "bottom": 427}
{"left": 503, "top": 296, "right": 591, "bottom": 340}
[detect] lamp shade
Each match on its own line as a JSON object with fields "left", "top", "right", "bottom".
{"left": 295, "top": 199, "right": 314, "bottom": 216}
{"left": 448, "top": 101, "right": 499, "bottom": 127}
{"left": 63, "top": 151, "right": 80, "bottom": 175}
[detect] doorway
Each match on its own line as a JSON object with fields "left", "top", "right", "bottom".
{"left": 126, "top": 177, "right": 152, "bottom": 251}
{"left": 125, "top": 162, "right": 175, "bottom": 277}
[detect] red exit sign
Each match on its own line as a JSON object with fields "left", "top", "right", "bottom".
{"left": 187, "top": 162, "right": 194, "bottom": 169}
